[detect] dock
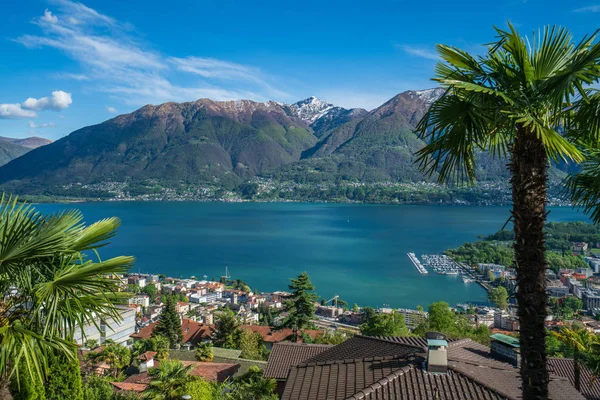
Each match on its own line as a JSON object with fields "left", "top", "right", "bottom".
{"left": 407, "top": 253, "right": 428, "bottom": 274}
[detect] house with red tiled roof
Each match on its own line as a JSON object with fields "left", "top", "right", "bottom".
{"left": 130, "top": 318, "right": 214, "bottom": 347}
{"left": 241, "top": 325, "right": 323, "bottom": 350}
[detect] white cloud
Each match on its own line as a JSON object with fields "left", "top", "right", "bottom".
{"left": 22, "top": 91, "right": 73, "bottom": 111}
{"left": 0, "top": 104, "right": 37, "bottom": 119}
{"left": 15, "top": 1, "right": 289, "bottom": 106}
{"left": 29, "top": 121, "right": 56, "bottom": 128}
{"left": 41, "top": 9, "right": 59, "bottom": 24}
{"left": 56, "top": 72, "right": 89, "bottom": 80}
{"left": 573, "top": 4, "right": 600, "bottom": 12}
{"left": 106, "top": 106, "right": 118, "bottom": 113}
{"left": 399, "top": 45, "right": 439, "bottom": 61}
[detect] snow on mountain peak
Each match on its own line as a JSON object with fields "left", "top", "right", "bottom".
{"left": 291, "top": 97, "right": 336, "bottom": 123}
{"left": 413, "top": 88, "right": 445, "bottom": 106}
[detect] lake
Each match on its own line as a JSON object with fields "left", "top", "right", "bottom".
{"left": 35, "top": 202, "right": 588, "bottom": 309}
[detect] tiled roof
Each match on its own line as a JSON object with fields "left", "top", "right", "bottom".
{"left": 110, "top": 382, "right": 148, "bottom": 392}
{"left": 281, "top": 335, "right": 587, "bottom": 400}
{"left": 549, "top": 357, "right": 600, "bottom": 400}
{"left": 264, "top": 343, "right": 332, "bottom": 379}
{"left": 282, "top": 355, "right": 503, "bottom": 400}
{"left": 181, "top": 361, "right": 240, "bottom": 382}
{"left": 242, "top": 325, "right": 322, "bottom": 343}
{"left": 137, "top": 351, "right": 157, "bottom": 362}
{"left": 130, "top": 322, "right": 156, "bottom": 340}
{"left": 130, "top": 319, "right": 214, "bottom": 345}
{"left": 304, "top": 336, "right": 422, "bottom": 364}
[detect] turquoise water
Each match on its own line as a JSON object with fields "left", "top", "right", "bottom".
{"left": 35, "top": 202, "right": 588, "bottom": 308}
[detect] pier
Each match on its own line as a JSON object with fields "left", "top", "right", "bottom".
{"left": 407, "top": 253, "right": 428, "bottom": 274}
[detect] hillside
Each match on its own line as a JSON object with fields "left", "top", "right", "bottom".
{"left": 0, "top": 140, "right": 30, "bottom": 167}
{"left": 0, "top": 89, "right": 568, "bottom": 203}
{"left": 0, "top": 136, "right": 53, "bottom": 149}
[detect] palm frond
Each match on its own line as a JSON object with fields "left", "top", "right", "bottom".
{"left": 566, "top": 148, "right": 600, "bottom": 223}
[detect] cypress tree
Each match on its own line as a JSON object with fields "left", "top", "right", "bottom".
{"left": 45, "top": 350, "right": 84, "bottom": 400}
{"left": 154, "top": 295, "right": 183, "bottom": 348}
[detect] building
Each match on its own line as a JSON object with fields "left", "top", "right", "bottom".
{"left": 573, "top": 242, "right": 589, "bottom": 253}
{"left": 583, "top": 290, "right": 600, "bottom": 310}
{"left": 129, "top": 295, "right": 150, "bottom": 308}
{"left": 315, "top": 304, "right": 343, "bottom": 318}
{"left": 189, "top": 291, "right": 221, "bottom": 304}
{"left": 265, "top": 334, "right": 588, "bottom": 400}
{"left": 128, "top": 276, "right": 146, "bottom": 288}
{"left": 548, "top": 285, "right": 569, "bottom": 298}
{"left": 396, "top": 308, "right": 428, "bottom": 329}
{"left": 490, "top": 333, "right": 521, "bottom": 366}
{"left": 477, "top": 263, "right": 506, "bottom": 279}
{"left": 74, "top": 306, "right": 136, "bottom": 347}
{"left": 475, "top": 313, "right": 495, "bottom": 328}
{"left": 242, "top": 325, "right": 322, "bottom": 350}
{"left": 494, "top": 312, "right": 520, "bottom": 331}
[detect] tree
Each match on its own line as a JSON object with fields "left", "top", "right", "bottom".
{"left": 487, "top": 269, "right": 496, "bottom": 282}
{"left": 133, "top": 335, "right": 170, "bottom": 360}
{"left": 239, "top": 331, "right": 266, "bottom": 361}
{"left": 10, "top": 363, "right": 46, "bottom": 400}
{"left": 82, "top": 376, "right": 113, "bottom": 400}
{"left": 45, "top": 349, "right": 83, "bottom": 400}
{"left": 183, "top": 379, "right": 215, "bottom": 400}
{"left": 258, "top": 304, "right": 275, "bottom": 326}
{"left": 489, "top": 287, "right": 509, "bottom": 310}
{"left": 279, "top": 272, "right": 319, "bottom": 342}
{"left": 154, "top": 296, "right": 183, "bottom": 348}
{"left": 142, "top": 283, "right": 158, "bottom": 298}
{"left": 427, "top": 302, "right": 456, "bottom": 333}
{"left": 561, "top": 296, "right": 584, "bottom": 318}
{"left": 552, "top": 327, "right": 598, "bottom": 391}
{"left": 85, "top": 339, "right": 100, "bottom": 350}
{"left": 0, "top": 195, "right": 133, "bottom": 385}
{"left": 314, "top": 331, "right": 349, "bottom": 345}
{"left": 223, "top": 366, "right": 277, "bottom": 400}
{"left": 86, "top": 342, "right": 131, "bottom": 378}
{"left": 194, "top": 343, "right": 214, "bottom": 362}
{"left": 413, "top": 25, "right": 600, "bottom": 398}
{"left": 213, "top": 309, "right": 242, "bottom": 349}
{"left": 143, "top": 360, "right": 193, "bottom": 400}
{"left": 352, "top": 303, "right": 360, "bottom": 313}
{"left": 359, "top": 311, "right": 409, "bottom": 337}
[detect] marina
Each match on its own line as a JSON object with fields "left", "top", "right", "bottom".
{"left": 421, "top": 254, "right": 462, "bottom": 275}
{"left": 407, "top": 253, "right": 428, "bottom": 274}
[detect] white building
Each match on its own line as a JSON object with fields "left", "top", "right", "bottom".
{"left": 74, "top": 306, "right": 137, "bottom": 347}
{"left": 129, "top": 295, "right": 150, "bottom": 308}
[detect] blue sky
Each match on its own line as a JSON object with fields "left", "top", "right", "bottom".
{"left": 0, "top": 0, "right": 599, "bottom": 140}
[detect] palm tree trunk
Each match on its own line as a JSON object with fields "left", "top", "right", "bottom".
{"left": 511, "top": 125, "right": 549, "bottom": 399}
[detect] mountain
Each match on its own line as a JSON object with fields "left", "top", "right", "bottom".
{"left": 265, "top": 88, "right": 446, "bottom": 183}
{"left": 0, "top": 136, "right": 53, "bottom": 149}
{"left": 0, "top": 136, "right": 52, "bottom": 167}
{"left": 0, "top": 99, "right": 331, "bottom": 189}
{"left": 0, "top": 89, "right": 538, "bottom": 200}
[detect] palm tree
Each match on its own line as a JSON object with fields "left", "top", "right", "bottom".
{"left": 414, "top": 25, "right": 600, "bottom": 399}
{"left": 86, "top": 341, "right": 132, "bottom": 378}
{"left": 194, "top": 343, "right": 213, "bottom": 362}
{"left": 143, "top": 360, "right": 193, "bottom": 400}
{"left": 0, "top": 195, "right": 134, "bottom": 386}
{"left": 552, "top": 327, "right": 598, "bottom": 391}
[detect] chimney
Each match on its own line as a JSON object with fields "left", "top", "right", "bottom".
{"left": 426, "top": 332, "right": 448, "bottom": 373}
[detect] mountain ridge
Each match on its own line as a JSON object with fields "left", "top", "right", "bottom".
{"left": 0, "top": 88, "right": 537, "bottom": 203}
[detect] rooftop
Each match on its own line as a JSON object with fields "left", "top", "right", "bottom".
{"left": 277, "top": 335, "right": 588, "bottom": 400}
